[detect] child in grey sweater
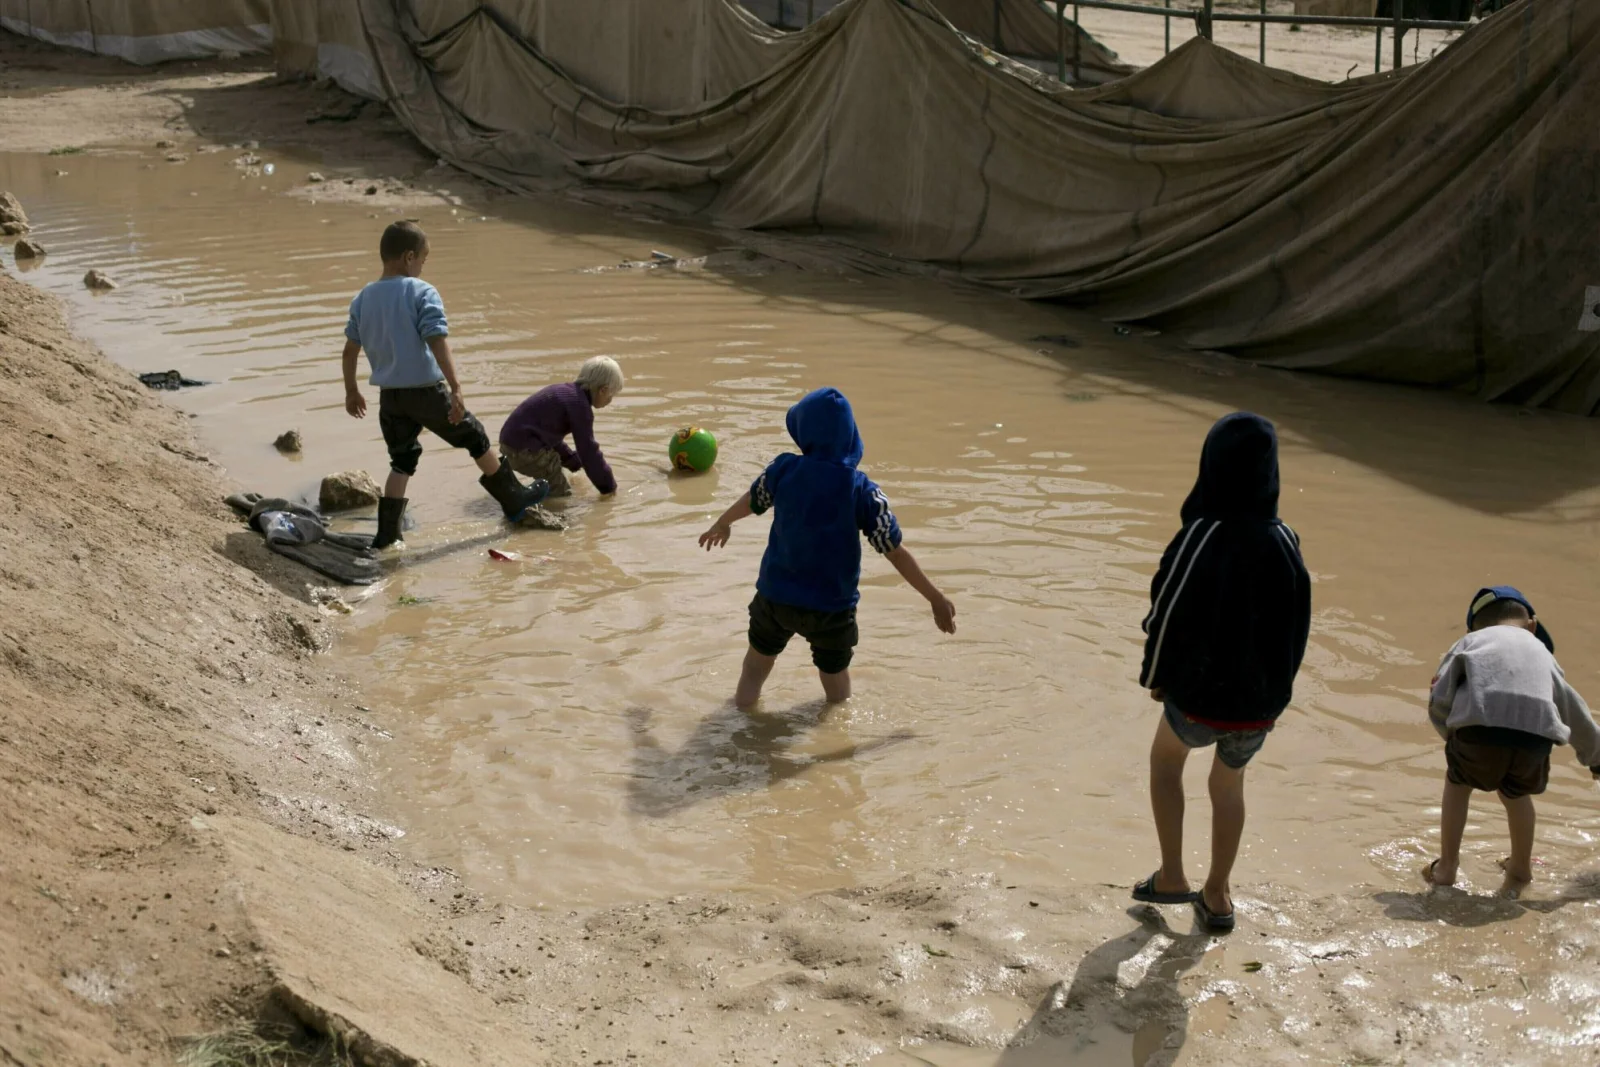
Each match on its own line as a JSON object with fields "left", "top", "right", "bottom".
{"left": 1424, "top": 586, "right": 1600, "bottom": 896}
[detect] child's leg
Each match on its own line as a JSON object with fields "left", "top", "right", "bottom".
{"left": 473, "top": 450, "right": 501, "bottom": 476}
{"left": 384, "top": 471, "right": 410, "bottom": 498}
{"left": 819, "top": 669, "right": 851, "bottom": 704}
{"left": 1149, "top": 715, "right": 1193, "bottom": 895}
{"left": 735, "top": 647, "right": 778, "bottom": 709}
{"left": 1203, "top": 756, "right": 1246, "bottom": 915}
{"left": 1498, "top": 791, "right": 1535, "bottom": 886}
{"left": 1427, "top": 778, "right": 1474, "bottom": 886}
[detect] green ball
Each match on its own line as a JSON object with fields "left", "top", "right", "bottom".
{"left": 669, "top": 426, "right": 718, "bottom": 472}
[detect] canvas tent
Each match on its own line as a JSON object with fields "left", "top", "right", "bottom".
{"left": 340, "top": 0, "right": 1598, "bottom": 413}
{"left": 0, "top": 0, "right": 270, "bottom": 63}
{"left": 268, "top": 0, "right": 383, "bottom": 98}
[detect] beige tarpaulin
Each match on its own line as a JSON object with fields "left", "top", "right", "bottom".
{"left": 269, "top": 0, "right": 383, "bottom": 98}
{"left": 0, "top": 0, "right": 270, "bottom": 63}
{"left": 349, "top": 0, "right": 1599, "bottom": 413}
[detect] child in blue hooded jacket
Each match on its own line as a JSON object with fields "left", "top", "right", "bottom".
{"left": 698, "top": 387, "right": 956, "bottom": 708}
{"left": 1131, "top": 412, "right": 1311, "bottom": 933}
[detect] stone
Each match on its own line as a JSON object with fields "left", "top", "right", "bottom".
{"left": 83, "top": 269, "right": 118, "bottom": 291}
{"left": 319, "top": 470, "right": 381, "bottom": 511}
{"left": 365, "top": 185, "right": 378, "bottom": 196}
{"left": 273, "top": 429, "right": 303, "bottom": 454}
{"left": 307, "top": 172, "right": 326, "bottom": 184}
{"left": 0, "top": 192, "right": 28, "bottom": 233}
{"left": 14, "top": 239, "right": 45, "bottom": 260}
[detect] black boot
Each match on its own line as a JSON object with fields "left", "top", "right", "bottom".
{"left": 479, "top": 459, "right": 549, "bottom": 521}
{"left": 371, "top": 496, "right": 407, "bottom": 550}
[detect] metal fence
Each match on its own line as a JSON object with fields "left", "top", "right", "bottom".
{"left": 762, "top": 2, "right": 1483, "bottom": 82}
{"left": 1050, "top": 2, "right": 1479, "bottom": 82}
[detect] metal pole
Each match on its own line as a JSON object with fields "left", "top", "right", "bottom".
{"left": 1375, "top": 26, "right": 1383, "bottom": 72}
{"left": 1259, "top": 0, "right": 1266, "bottom": 64}
{"left": 1074, "top": 2, "right": 1082, "bottom": 83}
{"left": 1201, "top": 0, "right": 1214, "bottom": 41}
{"left": 993, "top": 0, "right": 1002, "bottom": 53}
{"left": 1056, "top": 1, "right": 1067, "bottom": 82}
{"left": 807, "top": 0, "right": 815, "bottom": 26}
{"left": 1165, "top": 13, "right": 1171, "bottom": 55}
{"left": 1393, "top": 0, "right": 1403, "bottom": 70}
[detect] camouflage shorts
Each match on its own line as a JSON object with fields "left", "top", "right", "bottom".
{"left": 501, "top": 446, "right": 572, "bottom": 497}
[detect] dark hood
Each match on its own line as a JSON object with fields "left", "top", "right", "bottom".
{"left": 1180, "top": 412, "right": 1280, "bottom": 523}
{"left": 786, "top": 387, "right": 863, "bottom": 467}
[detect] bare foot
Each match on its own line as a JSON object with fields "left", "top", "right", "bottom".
{"left": 1497, "top": 857, "right": 1532, "bottom": 898}
{"left": 1422, "top": 858, "right": 1457, "bottom": 887}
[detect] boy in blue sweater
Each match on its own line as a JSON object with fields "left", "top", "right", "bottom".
{"left": 698, "top": 387, "right": 955, "bottom": 708}
{"left": 342, "top": 221, "right": 547, "bottom": 548}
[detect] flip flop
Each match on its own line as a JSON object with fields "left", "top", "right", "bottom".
{"left": 1193, "top": 896, "right": 1236, "bottom": 933}
{"left": 1131, "top": 870, "right": 1200, "bottom": 905}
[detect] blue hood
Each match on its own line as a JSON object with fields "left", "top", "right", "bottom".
{"left": 1181, "top": 412, "right": 1280, "bottom": 524}
{"left": 786, "top": 387, "right": 863, "bottom": 468}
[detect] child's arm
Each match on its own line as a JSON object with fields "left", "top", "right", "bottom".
{"left": 884, "top": 544, "right": 956, "bottom": 634}
{"left": 426, "top": 336, "right": 466, "bottom": 425}
{"left": 1553, "top": 672, "right": 1600, "bottom": 776}
{"left": 698, "top": 492, "right": 753, "bottom": 550}
{"left": 342, "top": 339, "right": 366, "bottom": 418}
{"left": 1427, "top": 649, "right": 1462, "bottom": 741}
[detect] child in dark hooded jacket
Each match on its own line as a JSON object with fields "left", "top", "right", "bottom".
{"left": 1131, "top": 412, "right": 1311, "bottom": 933}
{"left": 698, "top": 387, "right": 956, "bottom": 708}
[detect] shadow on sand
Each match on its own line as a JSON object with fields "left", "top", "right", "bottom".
{"left": 992, "top": 907, "right": 1210, "bottom": 1066}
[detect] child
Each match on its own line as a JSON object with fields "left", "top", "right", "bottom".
{"left": 341, "top": 220, "right": 547, "bottom": 548}
{"left": 697, "top": 387, "right": 955, "bottom": 708}
{"left": 1424, "top": 586, "right": 1600, "bottom": 896}
{"left": 499, "top": 356, "right": 623, "bottom": 498}
{"left": 1132, "top": 412, "right": 1311, "bottom": 933}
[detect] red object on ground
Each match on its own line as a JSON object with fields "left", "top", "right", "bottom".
{"left": 487, "top": 548, "right": 520, "bottom": 561}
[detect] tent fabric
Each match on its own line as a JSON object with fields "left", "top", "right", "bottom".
{"left": 349, "top": 0, "right": 1600, "bottom": 413}
{"left": 0, "top": 0, "right": 270, "bottom": 63}
{"left": 741, "top": 0, "right": 1132, "bottom": 81}
{"left": 268, "top": 0, "right": 383, "bottom": 98}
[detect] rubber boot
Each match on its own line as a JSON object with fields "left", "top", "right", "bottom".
{"left": 479, "top": 459, "right": 549, "bottom": 521}
{"left": 371, "top": 496, "right": 407, "bottom": 550}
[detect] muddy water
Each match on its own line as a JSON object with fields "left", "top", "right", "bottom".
{"left": 4, "top": 146, "right": 1600, "bottom": 915}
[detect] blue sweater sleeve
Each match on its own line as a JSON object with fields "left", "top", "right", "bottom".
{"left": 344, "top": 291, "right": 362, "bottom": 344}
{"left": 855, "top": 477, "right": 902, "bottom": 554}
{"left": 415, "top": 283, "right": 449, "bottom": 339}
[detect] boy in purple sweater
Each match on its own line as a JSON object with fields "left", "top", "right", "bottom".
{"left": 499, "top": 356, "right": 622, "bottom": 498}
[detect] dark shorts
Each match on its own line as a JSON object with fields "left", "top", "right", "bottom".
{"left": 1163, "top": 702, "right": 1270, "bottom": 770}
{"left": 1446, "top": 726, "right": 1552, "bottom": 799}
{"left": 747, "top": 594, "right": 858, "bottom": 675}
{"left": 378, "top": 383, "right": 491, "bottom": 476}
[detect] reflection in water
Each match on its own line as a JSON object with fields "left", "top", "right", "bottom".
{"left": 3, "top": 146, "right": 1599, "bottom": 914}
{"left": 625, "top": 701, "right": 913, "bottom": 817}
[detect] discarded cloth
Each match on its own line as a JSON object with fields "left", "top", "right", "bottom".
{"left": 226, "top": 492, "right": 381, "bottom": 586}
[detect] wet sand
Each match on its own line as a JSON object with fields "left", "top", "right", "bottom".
{"left": 3, "top": 36, "right": 1600, "bottom": 1065}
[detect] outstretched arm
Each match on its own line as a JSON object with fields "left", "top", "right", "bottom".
{"left": 699, "top": 492, "right": 753, "bottom": 550}
{"left": 885, "top": 544, "right": 956, "bottom": 634}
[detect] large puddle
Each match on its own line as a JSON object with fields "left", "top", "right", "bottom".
{"left": 5, "top": 145, "right": 1600, "bottom": 914}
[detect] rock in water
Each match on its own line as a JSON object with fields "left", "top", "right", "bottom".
{"left": 319, "top": 471, "right": 381, "bottom": 511}
{"left": 14, "top": 239, "right": 45, "bottom": 260}
{"left": 0, "top": 192, "right": 28, "bottom": 234}
{"left": 83, "top": 269, "right": 118, "bottom": 291}
{"left": 307, "top": 172, "right": 326, "bottom": 184}
{"left": 274, "top": 429, "right": 304, "bottom": 454}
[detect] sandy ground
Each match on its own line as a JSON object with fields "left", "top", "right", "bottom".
{"left": 3, "top": 26, "right": 1599, "bottom": 1067}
